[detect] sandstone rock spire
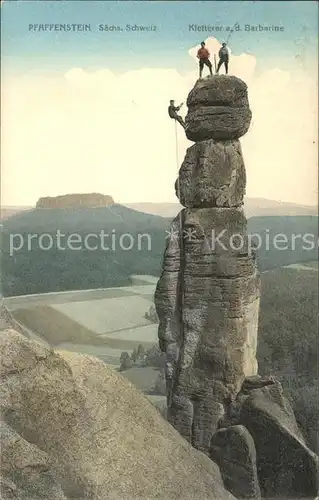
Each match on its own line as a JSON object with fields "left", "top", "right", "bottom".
{"left": 155, "top": 75, "right": 319, "bottom": 499}
{"left": 155, "top": 75, "right": 259, "bottom": 454}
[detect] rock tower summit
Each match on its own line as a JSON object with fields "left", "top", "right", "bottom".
{"left": 155, "top": 75, "right": 259, "bottom": 453}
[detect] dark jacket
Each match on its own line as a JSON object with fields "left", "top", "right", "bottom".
{"left": 219, "top": 47, "right": 229, "bottom": 60}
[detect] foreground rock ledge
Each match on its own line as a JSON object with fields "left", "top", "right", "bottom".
{"left": 0, "top": 329, "right": 235, "bottom": 500}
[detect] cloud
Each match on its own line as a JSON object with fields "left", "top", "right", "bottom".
{"left": 1, "top": 36, "right": 318, "bottom": 206}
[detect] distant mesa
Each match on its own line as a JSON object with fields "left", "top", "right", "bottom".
{"left": 36, "top": 193, "right": 114, "bottom": 209}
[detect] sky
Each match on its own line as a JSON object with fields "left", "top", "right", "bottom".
{"left": 1, "top": 0, "right": 318, "bottom": 206}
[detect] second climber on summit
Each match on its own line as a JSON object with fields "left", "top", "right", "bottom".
{"left": 168, "top": 100, "right": 186, "bottom": 129}
{"left": 197, "top": 41, "right": 213, "bottom": 78}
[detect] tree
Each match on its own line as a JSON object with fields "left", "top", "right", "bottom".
{"left": 144, "top": 345, "right": 166, "bottom": 369}
{"left": 130, "top": 348, "right": 138, "bottom": 363}
{"left": 119, "top": 352, "right": 133, "bottom": 371}
{"left": 257, "top": 268, "right": 318, "bottom": 453}
{"left": 144, "top": 304, "right": 159, "bottom": 323}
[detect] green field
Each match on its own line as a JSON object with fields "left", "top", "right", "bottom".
{"left": 120, "top": 366, "right": 160, "bottom": 393}
{"left": 13, "top": 306, "right": 99, "bottom": 346}
{"left": 13, "top": 306, "right": 157, "bottom": 351}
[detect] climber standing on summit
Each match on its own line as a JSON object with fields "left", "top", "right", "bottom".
{"left": 216, "top": 42, "right": 230, "bottom": 74}
{"left": 168, "top": 100, "right": 186, "bottom": 129}
{"left": 197, "top": 41, "right": 213, "bottom": 78}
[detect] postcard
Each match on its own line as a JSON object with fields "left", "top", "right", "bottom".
{"left": 1, "top": 2, "right": 318, "bottom": 499}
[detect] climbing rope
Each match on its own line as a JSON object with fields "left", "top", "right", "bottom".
{"left": 172, "top": 117, "right": 211, "bottom": 409}
{"left": 172, "top": 118, "right": 185, "bottom": 405}
{"left": 174, "top": 118, "right": 212, "bottom": 255}
{"left": 174, "top": 120, "right": 184, "bottom": 246}
{"left": 174, "top": 119, "right": 184, "bottom": 264}
{"left": 174, "top": 121, "right": 181, "bottom": 204}
{"left": 174, "top": 121, "right": 179, "bottom": 184}
{"left": 174, "top": 120, "right": 187, "bottom": 249}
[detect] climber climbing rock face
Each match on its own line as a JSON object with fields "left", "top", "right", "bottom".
{"left": 216, "top": 42, "right": 230, "bottom": 75}
{"left": 197, "top": 41, "right": 213, "bottom": 79}
{"left": 168, "top": 100, "right": 186, "bottom": 129}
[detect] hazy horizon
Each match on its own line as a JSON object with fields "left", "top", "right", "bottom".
{"left": 0, "top": 191, "right": 318, "bottom": 208}
{"left": 1, "top": 1, "right": 318, "bottom": 207}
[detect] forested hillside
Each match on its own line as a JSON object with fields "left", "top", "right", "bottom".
{"left": 1, "top": 206, "right": 317, "bottom": 296}
{"left": 258, "top": 267, "right": 318, "bottom": 453}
